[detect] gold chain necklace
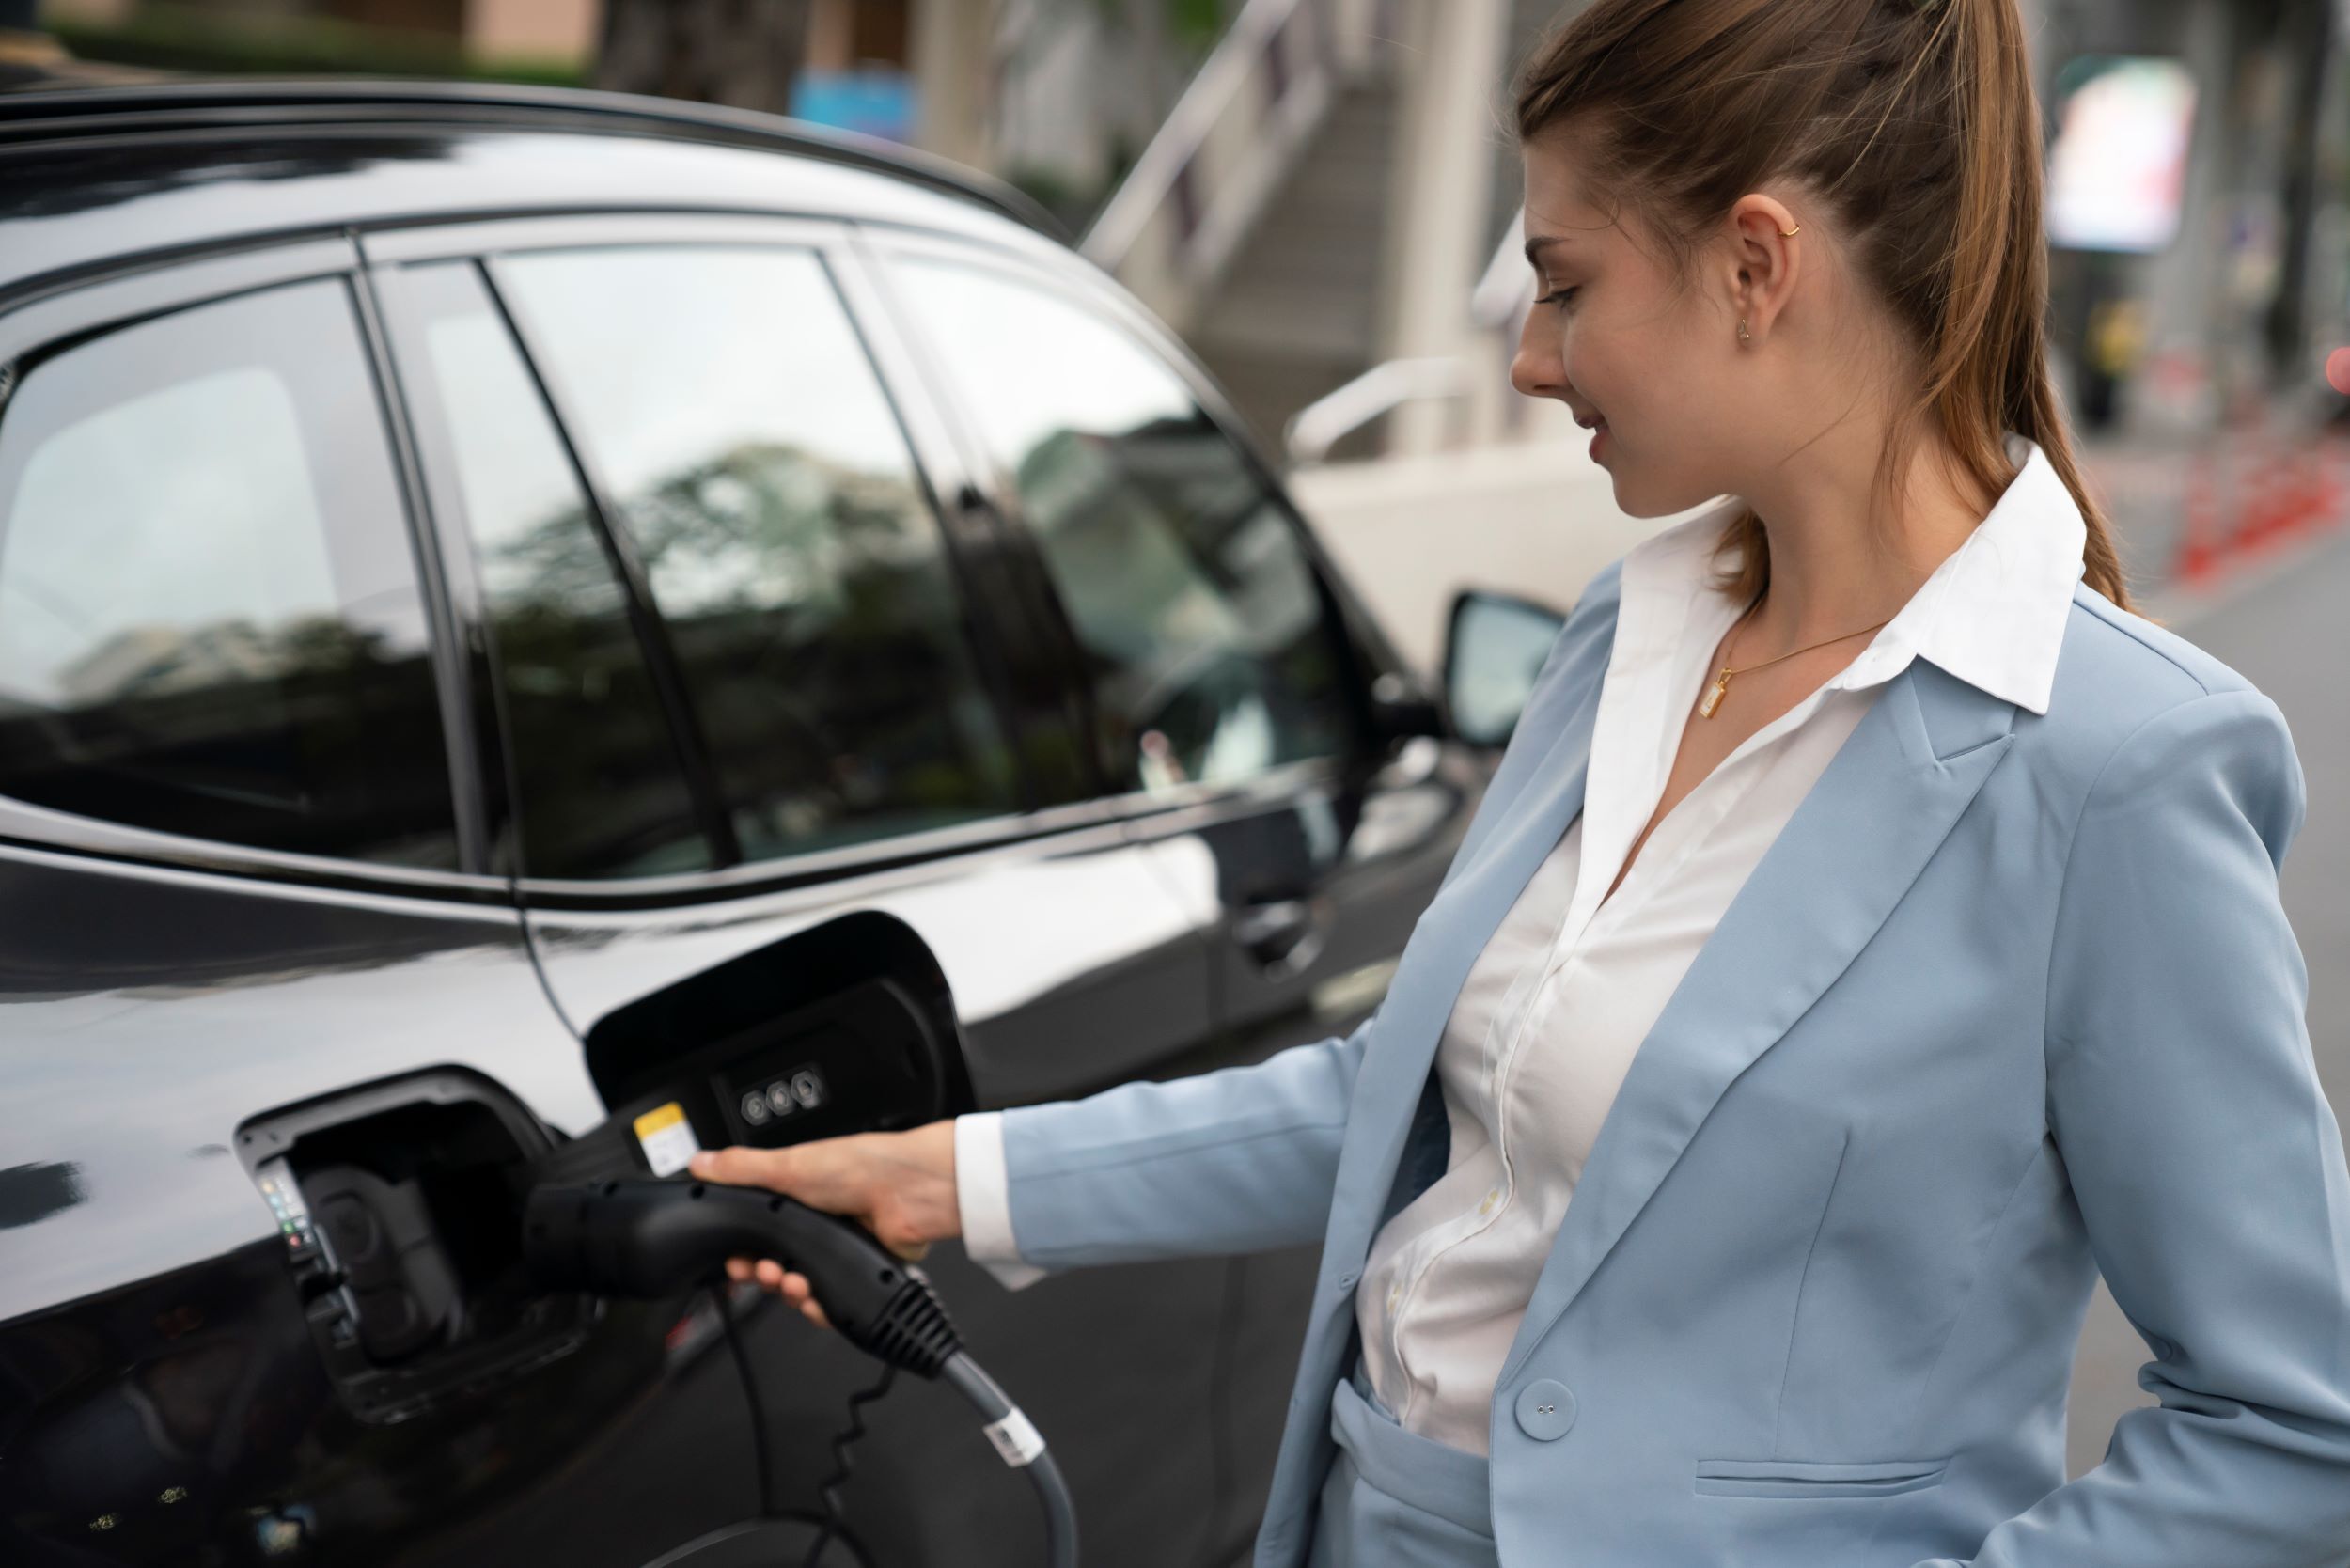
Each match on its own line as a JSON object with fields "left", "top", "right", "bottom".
{"left": 1698, "top": 597, "right": 1892, "bottom": 718}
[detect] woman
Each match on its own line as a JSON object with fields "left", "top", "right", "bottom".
{"left": 691, "top": 0, "right": 2350, "bottom": 1562}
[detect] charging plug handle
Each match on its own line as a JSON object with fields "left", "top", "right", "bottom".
{"left": 524, "top": 1179, "right": 963, "bottom": 1378}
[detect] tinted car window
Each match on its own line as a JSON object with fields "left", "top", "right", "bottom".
{"left": 497, "top": 245, "right": 1019, "bottom": 863}
{"left": 0, "top": 277, "right": 456, "bottom": 867}
{"left": 405, "top": 261, "right": 712, "bottom": 881}
{"left": 887, "top": 256, "right": 1353, "bottom": 796}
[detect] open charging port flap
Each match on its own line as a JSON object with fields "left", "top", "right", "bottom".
{"left": 235, "top": 1069, "right": 593, "bottom": 1424}
{"left": 559, "top": 915, "right": 977, "bottom": 1184}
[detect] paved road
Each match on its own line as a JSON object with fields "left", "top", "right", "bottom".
{"left": 2061, "top": 521, "right": 2350, "bottom": 1478}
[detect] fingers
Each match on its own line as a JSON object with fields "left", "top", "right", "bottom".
{"left": 744, "top": 1259, "right": 831, "bottom": 1330}
{"left": 695, "top": 1138, "right": 891, "bottom": 1335}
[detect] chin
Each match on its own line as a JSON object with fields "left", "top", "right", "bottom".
{"left": 1611, "top": 470, "right": 1719, "bottom": 522}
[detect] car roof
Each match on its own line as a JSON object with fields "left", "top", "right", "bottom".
{"left": 0, "top": 78, "right": 1069, "bottom": 304}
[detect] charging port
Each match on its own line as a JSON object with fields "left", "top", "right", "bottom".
{"left": 576, "top": 913, "right": 976, "bottom": 1170}
{"left": 237, "top": 1069, "right": 593, "bottom": 1423}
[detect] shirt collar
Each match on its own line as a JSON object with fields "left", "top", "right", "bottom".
{"left": 1617, "top": 431, "right": 2088, "bottom": 717}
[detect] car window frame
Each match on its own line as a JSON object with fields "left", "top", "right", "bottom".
{"left": 0, "top": 236, "right": 504, "bottom": 903}
{"left": 854, "top": 226, "right": 1402, "bottom": 823}
{"left": 363, "top": 212, "right": 1167, "bottom": 911}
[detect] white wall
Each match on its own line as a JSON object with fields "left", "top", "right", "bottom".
{"left": 1288, "top": 436, "right": 1691, "bottom": 679}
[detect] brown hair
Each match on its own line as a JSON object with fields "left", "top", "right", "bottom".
{"left": 1513, "top": 0, "right": 2136, "bottom": 614}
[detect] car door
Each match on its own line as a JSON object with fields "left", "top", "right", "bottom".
{"left": 0, "top": 243, "right": 671, "bottom": 1568}
{"left": 861, "top": 232, "right": 1489, "bottom": 1560}
{"left": 365, "top": 213, "right": 1259, "bottom": 1568}
{"left": 863, "top": 236, "right": 1481, "bottom": 1066}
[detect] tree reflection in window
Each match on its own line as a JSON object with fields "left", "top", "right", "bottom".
{"left": 411, "top": 261, "right": 709, "bottom": 881}
{"left": 493, "top": 245, "right": 1019, "bottom": 869}
{"left": 0, "top": 280, "right": 456, "bottom": 866}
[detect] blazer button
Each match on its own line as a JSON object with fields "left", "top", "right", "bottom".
{"left": 1514, "top": 1378, "right": 1576, "bottom": 1440}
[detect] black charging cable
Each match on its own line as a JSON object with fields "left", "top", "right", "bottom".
{"left": 713, "top": 1279, "right": 875, "bottom": 1567}
{"left": 525, "top": 1178, "right": 1077, "bottom": 1568}
{"left": 711, "top": 1281, "right": 777, "bottom": 1519}
{"left": 800, "top": 1360, "right": 895, "bottom": 1568}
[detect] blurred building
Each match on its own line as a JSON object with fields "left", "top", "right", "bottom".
{"left": 35, "top": 0, "right": 2349, "bottom": 462}
{"left": 2033, "top": 0, "right": 2350, "bottom": 438}
{"left": 1063, "top": 0, "right": 2350, "bottom": 463}
{"left": 40, "top": 0, "right": 912, "bottom": 85}
{"left": 43, "top": 0, "right": 595, "bottom": 58}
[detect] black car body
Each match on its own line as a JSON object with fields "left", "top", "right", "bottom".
{"left": 0, "top": 80, "right": 1529, "bottom": 1568}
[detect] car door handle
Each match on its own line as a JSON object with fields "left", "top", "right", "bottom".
{"left": 1232, "top": 898, "right": 1324, "bottom": 977}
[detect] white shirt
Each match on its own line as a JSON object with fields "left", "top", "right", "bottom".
{"left": 954, "top": 431, "right": 2090, "bottom": 1453}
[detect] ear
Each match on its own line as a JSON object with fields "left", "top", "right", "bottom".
{"left": 1726, "top": 194, "right": 1802, "bottom": 341}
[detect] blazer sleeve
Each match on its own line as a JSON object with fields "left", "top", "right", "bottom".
{"left": 1914, "top": 688, "right": 2350, "bottom": 1568}
{"left": 990, "top": 1005, "right": 1382, "bottom": 1272}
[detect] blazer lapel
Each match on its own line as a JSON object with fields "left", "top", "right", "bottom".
{"left": 1492, "top": 657, "right": 2016, "bottom": 1388}
{"left": 1327, "top": 664, "right": 1605, "bottom": 1260}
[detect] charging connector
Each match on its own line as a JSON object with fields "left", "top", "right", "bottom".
{"left": 523, "top": 1178, "right": 1076, "bottom": 1568}
{"left": 525, "top": 1180, "right": 962, "bottom": 1376}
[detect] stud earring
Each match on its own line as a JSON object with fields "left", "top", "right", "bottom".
{"left": 1737, "top": 318, "right": 1752, "bottom": 344}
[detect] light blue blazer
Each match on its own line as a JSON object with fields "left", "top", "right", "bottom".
{"left": 995, "top": 557, "right": 2350, "bottom": 1567}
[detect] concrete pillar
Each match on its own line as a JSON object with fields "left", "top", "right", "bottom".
{"left": 805, "top": 0, "right": 854, "bottom": 71}
{"left": 1374, "top": 0, "right": 1512, "bottom": 456}
{"left": 467, "top": 0, "right": 596, "bottom": 62}
{"left": 908, "top": 0, "right": 997, "bottom": 169}
{"left": 2301, "top": 2, "right": 2350, "bottom": 381}
{"left": 2134, "top": 0, "right": 2238, "bottom": 431}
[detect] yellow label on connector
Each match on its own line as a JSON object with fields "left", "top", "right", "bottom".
{"left": 633, "top": 1102, "right": 699, "bottom": 1177}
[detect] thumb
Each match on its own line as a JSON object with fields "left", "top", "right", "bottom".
{"left": 689, "top": 1145, "right": 797, "bottom": 1192}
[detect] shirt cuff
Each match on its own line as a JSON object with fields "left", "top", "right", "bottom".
{"left": 954, "top": 1110, "right": 1048, "bottom": 1292}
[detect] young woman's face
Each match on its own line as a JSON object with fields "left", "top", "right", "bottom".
{"left": 1509, "top": 131, "right": 1782, "bottom": 519}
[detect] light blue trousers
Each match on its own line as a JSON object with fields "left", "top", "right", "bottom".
{"left": 1304, "top": 1354, "right": 1500, "bottom": 1568}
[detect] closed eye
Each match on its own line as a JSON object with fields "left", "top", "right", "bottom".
{"left": 1535, "top": 286, "right": 1579, "bottom": 309}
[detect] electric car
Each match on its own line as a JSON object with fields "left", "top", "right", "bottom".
{"left": 0, "top": 80, "right": 1564, "bottom": 1568}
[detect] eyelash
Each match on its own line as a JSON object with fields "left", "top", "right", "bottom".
{"left": 1535, "top": 286, "right": 1579, "bottom": 310}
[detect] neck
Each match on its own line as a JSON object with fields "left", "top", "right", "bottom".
{"left": 1733, "top": 423, "right": 1989, "bottom": 656}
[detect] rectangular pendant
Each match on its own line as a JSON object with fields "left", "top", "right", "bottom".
{"left": 1699, "top": 679, "right": 1725, "bottom": 718}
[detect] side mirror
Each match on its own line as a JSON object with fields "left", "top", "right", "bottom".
{"left": 1444, "top": 588, "right": 1570, "bottom": 748}
{"left": 1369, "top": 670, "right": 1447, "bottom": 742}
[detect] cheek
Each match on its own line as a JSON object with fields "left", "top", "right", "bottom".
{"left": 1576, "top": 319, "right": 1720, "bottom": 431}
{"left": 1561, "top": 333, "right": 1653, "bottom": 432}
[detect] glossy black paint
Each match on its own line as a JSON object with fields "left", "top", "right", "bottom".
{"left": 0, "top": 82, "right": 1494, "bottom": 1568}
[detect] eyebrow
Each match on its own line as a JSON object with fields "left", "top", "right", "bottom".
{"left": 1523, "top": 235, "right": 1574, "bottom": 266}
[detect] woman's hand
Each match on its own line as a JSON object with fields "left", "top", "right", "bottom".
{"left": 687, "top": 1119, "right": 960, "bottom": 1332}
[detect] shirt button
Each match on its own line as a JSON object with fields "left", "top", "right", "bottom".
{"left": 1514, "top": 1378, "right": 1577, "bottom": 1440}
{"left": 1337, "top": 1270, "right": 1357, "bottom": 1290}
{"left": 1478, "top": 1187, "right": 1499, "bottom": 1215}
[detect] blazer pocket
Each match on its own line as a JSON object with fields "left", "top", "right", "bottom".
{"left": 1692, "top": 1456, "right": 1951, "bottom": 1500}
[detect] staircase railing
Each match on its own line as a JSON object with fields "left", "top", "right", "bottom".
{"left": 1081, "top": 0, "right": 1392, "bottom": 327}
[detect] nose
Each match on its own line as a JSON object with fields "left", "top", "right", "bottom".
{"left": 1510, "top": 305, "right": 1564, "bottom": 402}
